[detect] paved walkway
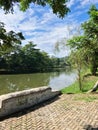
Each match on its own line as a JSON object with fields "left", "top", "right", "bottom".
{"left": 0, "top": 94, "right": 98, "bottom": 130}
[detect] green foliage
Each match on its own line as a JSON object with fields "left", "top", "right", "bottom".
{"left": 67, "top": 37, "right": 89, "bottom": 91}
{"left": 0, "top": 22, "right": 25, "bottom": 71}
{"left": 88, "top": 5, "right": 98, "bottom": 23}
{"left": 0, "top": 0, "right": 70, "bottom": 18}
{"left": 67, "top": 5, "right": 98, "bottom": 76}
{"left": 81, "top": 5, "right": 98, "bottom": 75}
{"left": 67, "top": 36, "right": 84, "bottom": 49}
{"left": 90, "top": 63, "right": 97, "bottom": 76}
{"left": 0, "top": 22, "right": 25, "bottom": 51}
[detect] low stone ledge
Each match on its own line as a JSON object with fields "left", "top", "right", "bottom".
{"left": 0, "top": 86, "right": 61, "bottom": 118}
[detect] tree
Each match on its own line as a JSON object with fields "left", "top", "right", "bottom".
{"left": 67, "top": 36, "right": 88, "bottom": 91}
{"left": 0, "top": 22, "right": 24, "bottom": 50}
{"left": 81, "top": 5, "right": 98, "bottom": 75}
{"left": 0, "top": 22, "right": 25, "bottom": 72}
{"left": 0, "top": 0, "right": 70, "bottom": 18}
{"left": 22, "top": 42, "right": 53, "bottom": 72}
{"left": 66, "top": 5, "right": 98, "bottom": 91}
{"left": 67, "top": 5, "right": 98, "bottom": 76}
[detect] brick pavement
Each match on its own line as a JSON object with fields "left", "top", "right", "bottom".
{"left": 0, "top": 94, "right": 98, "bottom": 130}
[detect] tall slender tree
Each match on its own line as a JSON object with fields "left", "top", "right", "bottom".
{"left": 82, "top": 5, "right": 98, "bottom": 75}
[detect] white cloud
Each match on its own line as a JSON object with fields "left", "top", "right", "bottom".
{"left": 39, "top": 10, "right": 55, "bottom": 24}
{"left": 80, "top": 0, "right": 98, "bottom": 6}
{"left": 19, "top": 18, "right": 38, "bottom": 31}
{"left": 0, "top": 6, "right": 26, "bottom": 31}
{"left": 67, "top": 0, "right": 75, "bottom": 7}
{"left": 24, "top": 22, "right": 79, "bottom": 57}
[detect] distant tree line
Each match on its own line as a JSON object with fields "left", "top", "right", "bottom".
{"left": 0, "top": 41, "right": 69, "bottom": 74}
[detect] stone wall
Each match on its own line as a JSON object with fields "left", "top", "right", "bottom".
{"left": 0, "top": 87, "right": 61, "bottom": 118}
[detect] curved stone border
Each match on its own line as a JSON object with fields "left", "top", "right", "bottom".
{"left": 0, "top": 86, "right": 61, "bottom": 118}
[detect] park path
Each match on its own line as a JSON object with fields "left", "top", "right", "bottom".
{"left": 0, "top": 93, "right": 98, "bottom": 130}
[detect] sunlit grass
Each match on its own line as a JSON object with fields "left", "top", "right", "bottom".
{"left": 74, "top": 95, "right": 98, "bottom": 102}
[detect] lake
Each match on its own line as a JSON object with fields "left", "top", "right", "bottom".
{"left": 0, "top": 69, "right": 77, "bottom": 95}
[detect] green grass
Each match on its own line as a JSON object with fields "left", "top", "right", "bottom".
{"left": 74, "top": 95, "right": 98, "bottom": 102}
{"left": 62, "top": 81, "right": 81, "bottom": 94}
{"left": 61, "top": 70, "right": 98, "bottom": 94}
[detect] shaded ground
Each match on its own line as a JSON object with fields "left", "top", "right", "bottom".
{"left": 0, "top": 94, "right": 98, "bottom": 130}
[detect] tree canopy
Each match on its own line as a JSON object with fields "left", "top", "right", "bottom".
{"left": 0, "top": 22, "right": 25, "bottom": 51}
{"left": 0, "top": 0, "right": 70, "bottom": 18}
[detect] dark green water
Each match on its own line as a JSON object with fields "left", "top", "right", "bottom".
{"left": 0, "top": 70, "right": 77, "bottom": 95}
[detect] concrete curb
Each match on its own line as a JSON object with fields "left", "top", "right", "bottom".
{"left": 0, "top": 86, "right": 61, "bottom": 118}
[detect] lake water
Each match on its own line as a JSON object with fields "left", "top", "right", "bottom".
{"left": 0, "top": 70, "right": 77, "bottom": 95}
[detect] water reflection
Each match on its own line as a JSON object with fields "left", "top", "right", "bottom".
{"left": 0, "top": 70, "right": 77, "bottom": 95}
{"left": 49, "top": 72, "right": 77, "bottom": 90}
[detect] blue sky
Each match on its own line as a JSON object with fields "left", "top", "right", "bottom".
{"left": 0, "top": 0, "right": 98, "bottom": 57}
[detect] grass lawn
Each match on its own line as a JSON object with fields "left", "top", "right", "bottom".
{"left": 61, "top": 70, "right": 98, "bottom": 94}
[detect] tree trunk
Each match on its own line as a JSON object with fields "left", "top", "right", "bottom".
{"left": 77, "top": 66, "right": 82, "bottom": 91}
